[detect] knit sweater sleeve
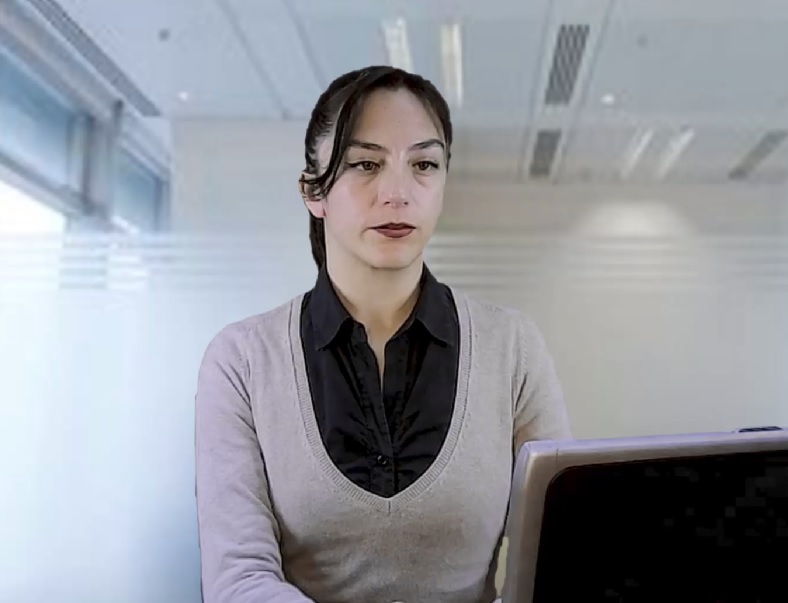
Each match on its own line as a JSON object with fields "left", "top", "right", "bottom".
{"left": 195, "top": 327, "right": 315, "bottom": 603}
{"left": 512, "top": 314, "right": 573, "bottom": 454}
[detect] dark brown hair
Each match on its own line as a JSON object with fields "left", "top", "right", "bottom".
{"left": 300, "top": 66, "right": 453, "bottom": 268}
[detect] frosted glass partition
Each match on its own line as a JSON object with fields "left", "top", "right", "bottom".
{"left": 1, "top": 232, "right": 787, "bottom": 601}
{"left": 0, "top": 234, "right": 314, "bottom": 603}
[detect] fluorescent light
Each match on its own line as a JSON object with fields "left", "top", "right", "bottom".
{"left": 655, "top": 128, "right": 695, "bottom": 180}
{"left": 601, "top": 93, "right": 616, "bottom": 106}
{"left": 619, "top": 128, "right": 655, "bottom": 180}
{"left": 441, "top": 23, "right": 463, "bottom": 107}
{"left": 382, "top": 17, "right": 413, "bottom": 72}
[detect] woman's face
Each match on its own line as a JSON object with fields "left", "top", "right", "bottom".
{"left": 306, "top": 88, "right": 448, "bottom": 272}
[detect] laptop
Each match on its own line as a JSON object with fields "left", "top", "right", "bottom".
{"left": 503, "top": 427, "right": 788, "bottom": 603}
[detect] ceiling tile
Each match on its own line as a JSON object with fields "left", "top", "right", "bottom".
{"left": 295, "top": 15, "right": 389, "bottom": 85}
{"left": 56, "top": 0, "right": 281, "bottom": 117}
{"left": 559, "top": 124, "right": 640, "bottom": 184}
{"left": 291, "top": 0, "right": 553, "bottom": 20}
{"left": 460, "top": 18, "right": 548, "bottom": 122}
{"left": 586, "top": 18, "right": 788, "bottom": 119}
{"left": 224, "top": 0, "right": 323, "bottom": 119}
{"left": 608, "top": 0, "right": 788, "bottom": 22}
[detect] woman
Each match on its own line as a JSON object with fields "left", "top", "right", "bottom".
{"left": 195, "top": 66, "right": 571, "bottom": 603}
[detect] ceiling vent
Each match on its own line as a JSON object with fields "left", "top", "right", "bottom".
{"left": 544, "top": 24, "right": 590, "bottom": 106}
{"left": 529, "top": 129, "right": 562, "bottom": 178}
{"left": 729, "top": 130, "right": 788, "bottom": 180}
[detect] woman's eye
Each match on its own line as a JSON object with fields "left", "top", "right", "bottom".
{"left": 414, "top": 160, "right": 439, "bottom": 172}
{"left": 348, "top": 161, "right": 379, "bottom": 172}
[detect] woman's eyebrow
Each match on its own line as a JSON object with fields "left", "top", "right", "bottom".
{"left": 347, "top": 139, "right": 445, "bottom": 152}
{"left": 410, "top": 138, "right": 445, "bottom": 151}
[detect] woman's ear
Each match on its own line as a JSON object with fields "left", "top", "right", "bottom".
{"left": 299, "top": 172, "right": 325, "bottom": 219}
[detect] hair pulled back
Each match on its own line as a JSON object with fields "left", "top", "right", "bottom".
{"left": 301, "top": 66, "right": 452, "bottom": 268}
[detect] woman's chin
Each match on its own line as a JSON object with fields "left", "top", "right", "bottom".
{"left": 363, "top": 247, "right": 423, "bottom": 271}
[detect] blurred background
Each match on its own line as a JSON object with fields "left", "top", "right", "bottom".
{"left": 1, "top": 0, "right": 788, "bottom": 600}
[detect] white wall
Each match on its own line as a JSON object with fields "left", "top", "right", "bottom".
{"left": 172, "top": 119, "right": 309, "bottom": 234}
{"left": 437, "top": 179, "right": 788, "bottom": 437}
{"left": 441, "top": 179, "right": 788, "bottom": 236}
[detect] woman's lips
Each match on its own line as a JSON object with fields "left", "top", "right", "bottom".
{"left": 372, "top": 223, "right": 415, "bottom": 239}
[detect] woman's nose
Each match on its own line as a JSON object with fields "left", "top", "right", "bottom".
{"left": 377, "top": 167, "right": 410, "bottom": 207}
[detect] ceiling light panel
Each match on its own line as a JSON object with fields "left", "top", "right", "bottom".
{"left": 440, "top": 22, "right": 463, "bottom": 107}
{"left": 382, "top": 17, "right": 413, "bottom": 72}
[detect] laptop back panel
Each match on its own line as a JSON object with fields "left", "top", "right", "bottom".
{"left": 533, "top": 449, "right": 788, "bottom": 602}
{"left": 505, "top": 431, "right": 788, "bottom": 603}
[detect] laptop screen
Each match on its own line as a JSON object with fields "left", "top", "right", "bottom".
{"left": 533, "top": 450, "right": 788, "bottom": 602}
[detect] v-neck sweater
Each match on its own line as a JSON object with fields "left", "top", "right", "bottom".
{"left": 195, "top": 290, "right": 571, "bottom": 603}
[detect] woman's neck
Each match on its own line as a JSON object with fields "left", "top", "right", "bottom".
{"left": 326, "top": 257, "right": 423, "bottom": 338}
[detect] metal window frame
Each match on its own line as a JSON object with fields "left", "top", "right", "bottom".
{"left": 0, "top": 0, "right": 170, "bottom": 233}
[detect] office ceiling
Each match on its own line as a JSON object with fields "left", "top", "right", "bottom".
{"left": 49, "top": 0, "right": 788, "bottom": 186}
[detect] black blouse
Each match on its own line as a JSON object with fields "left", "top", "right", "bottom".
{"left": 300, "top": 266, "right": 460, "bottom": 498}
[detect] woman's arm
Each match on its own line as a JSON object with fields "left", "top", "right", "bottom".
{"left": 195, "top": 329, "right": 315, "bottom": 603}
{"left": 512, "top": 315, "right": 572, "bottom": 454}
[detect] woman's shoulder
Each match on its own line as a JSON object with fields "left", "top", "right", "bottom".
{"left": 451, "top": 289, "right": 542, "bottom": 341}
{"left": 452, "top": 290, "right": 555, "bottom": 391}
{"left": 201, "top": 295, "right": 302, "bottom": 363}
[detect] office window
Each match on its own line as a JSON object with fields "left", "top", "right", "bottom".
{"left": 0, "top": 47, "right": 88, "bottom": 190}
{"left": 0, "top": 177, "right": 65, "bottom": 234}
{"left": 113, "top": 148, "right": 164, "bottom": 232}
